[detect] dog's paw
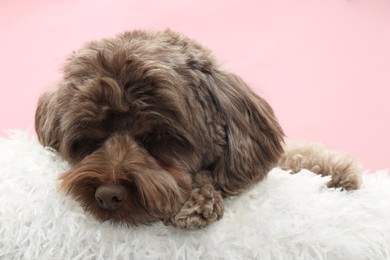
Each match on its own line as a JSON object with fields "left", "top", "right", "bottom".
{"left": 165, "top": 184, "right": 224, "bottom": 229}
{"left": 326, "top": 169, "right": 362, "bottom": 191}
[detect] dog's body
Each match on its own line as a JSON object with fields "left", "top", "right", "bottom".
{"left": 35, "top": 30, "right": 361, "bottom": 228}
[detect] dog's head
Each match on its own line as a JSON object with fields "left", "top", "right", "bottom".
{"left": 36, "top": 29, "right": 285, "bottom": 224}
{"left": 59, "top": 133, "right": 191, "bottom": 225}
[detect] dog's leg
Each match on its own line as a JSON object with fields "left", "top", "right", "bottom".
{"left": 278, "top": 142, "right": 363, "bottom": 191}
{"left": 165, "top": 171, "right": 224, "bottom": 229}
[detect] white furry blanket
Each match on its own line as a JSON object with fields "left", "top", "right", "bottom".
{"left": 1, "top": 132, "right": 390, "bottom": 260}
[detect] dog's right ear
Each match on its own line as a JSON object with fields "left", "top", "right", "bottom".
{"left": 35, "top": 86, "right": 63, "bottom": 151}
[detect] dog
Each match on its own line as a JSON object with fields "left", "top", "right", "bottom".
{"left": 35, "top": 29, "right": 362, "bottom": 229}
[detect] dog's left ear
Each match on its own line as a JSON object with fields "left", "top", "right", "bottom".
{"left": 207, "top": 72, "right": 285, "bottom": 195}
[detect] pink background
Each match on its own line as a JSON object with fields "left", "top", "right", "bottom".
{"left": 1, "top": 0, "right": 389, "bottom": 170}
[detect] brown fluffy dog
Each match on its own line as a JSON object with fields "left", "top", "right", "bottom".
{"left": 35, "top": 29, "right": 361, "bottom": 229}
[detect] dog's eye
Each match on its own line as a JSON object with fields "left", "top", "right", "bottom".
{"left": 70, "top": 139, "right": 104, "bottom": 158}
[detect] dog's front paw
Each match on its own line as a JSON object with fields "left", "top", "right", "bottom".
{"left": 165, "top": 184, "right": 224, "bottom": 229}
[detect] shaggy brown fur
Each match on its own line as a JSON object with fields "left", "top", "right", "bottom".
{"left": 35, "top": 29, "right": 361, "bottom": 229}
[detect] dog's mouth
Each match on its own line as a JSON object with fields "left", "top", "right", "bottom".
{"left": 60, "top": 170, "right": 190, "bottom": 226}
{"left": 75, "top": 180, "right": 167, "bottom": 226}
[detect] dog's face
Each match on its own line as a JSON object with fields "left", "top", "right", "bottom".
{"left": 59, "top": 133, "right": 192, "bottom": 225}
{"left": 36, "top": 30, "right": 285, "bottom": 226}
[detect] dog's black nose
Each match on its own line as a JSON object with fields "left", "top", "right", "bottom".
{"left": 95, "top": 185, "right": 127, "bottom": 211}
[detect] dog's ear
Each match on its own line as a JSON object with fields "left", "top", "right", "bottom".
{"left": 35, "top": 84, "right": 66, "bottom": 151}
{"left": 208, "top": 72, "right": 285, "bottom": 195}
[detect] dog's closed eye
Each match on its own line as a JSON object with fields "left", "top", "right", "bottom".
{"left": 69, "top": 138, "right": 104, "bottom": 161}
